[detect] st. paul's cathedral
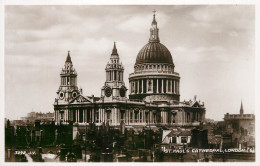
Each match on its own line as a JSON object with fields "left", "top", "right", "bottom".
{"left": 53, "top": 13, "right": 206, "bottom": 130}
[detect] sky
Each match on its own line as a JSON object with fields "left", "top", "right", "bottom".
{"left": 5, "top": 5, "right": 255, "bottom": 121}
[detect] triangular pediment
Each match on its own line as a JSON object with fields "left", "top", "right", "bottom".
{"left": 191, "top": 101, "right": 201, "bottom": 108}
{"left": 69, "top": 95, "right": 92, "bottom": 104}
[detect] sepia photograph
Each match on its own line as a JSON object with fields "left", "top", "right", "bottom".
{"left": 3, "top": 5, "right": 256, "bottom": 163}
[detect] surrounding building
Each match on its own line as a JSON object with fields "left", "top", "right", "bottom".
{"left": 21, "top": 111, "right": 54, "bottom": 123}
{"left": 224, "top": 101, "right": 255, "bottom": 149}
{"left": 53, "top": 13, "right": 206, "bottom": 129}
{"left": 161, "top": 129, "right": 192, "bottom": 150}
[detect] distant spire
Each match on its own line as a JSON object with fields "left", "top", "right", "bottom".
{"left": 240, "top": 100, "right": 244, "bottom": 115}
{"left": 66, "top": 50, "right": 72, "bottom": 63}
{"left": 111, "top": 42, "right": 118, "bottom": 55}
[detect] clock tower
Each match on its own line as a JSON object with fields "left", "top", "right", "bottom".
{"left": 101, "top": 42, "right": 127, "bottom": 101}
{"left": 55, "top": 51, "right": 80, "bottom": 104}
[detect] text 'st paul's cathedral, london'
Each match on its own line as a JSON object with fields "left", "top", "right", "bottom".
{"left": 54, "top": 13, "right": 206, "bottom": 129}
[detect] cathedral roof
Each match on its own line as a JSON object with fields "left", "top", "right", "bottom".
{"left": 135, "top": 12, "right": 174, "bottom": 65}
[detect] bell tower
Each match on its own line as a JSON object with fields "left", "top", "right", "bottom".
{"left": 55, "top": 51, "right": 81, "bottom": 103}
{"left": 101, "top": 42, "right": 127, "bottom": 101}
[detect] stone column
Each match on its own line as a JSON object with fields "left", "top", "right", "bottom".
{"left": 64, "top": 110, "right": 66, "bottom": 122}
{"left": 63, "top": 110, "right": 65, "bottom": 122}
{"left": 146, "top": 79, "right": 149, "bottom": 92}
{"left": 99, "top": 109, "right": 101, "bottom": 123}
{"left": 75, "top": 110, "right": 77, "bottom": 122}
{"left": 173, "top": 80, "right": 176, "bottom": 94}
{"left": 66, "top": 110, "right": 68, "bottom": 122}
{"left": 56, "top": 111, "right": 58, "bottom": 122}
{"left": 164, "top": 112, "right": 166, "bottom": 123}
{"left": 151, "top": 79, "right": 154, "bottom": 93}
{"left": 162, "top": 79, "right": 164, "bottom": 93}
{"left": 132, "top": 110, "right": 135, "bottom": 123}
{"left": 141, "top": 79, "right": 144, "bottom": 93}
{"left": 92, "top": 109, "right": 95, "bottom": 123}
{"left": 142, "top": 110, "right": 145, "bottom": 123}
{"left": 78, "top": 109, "right": 80, "bottom": 123}
{"left": 135, "top": 81, "right": 137, "bottom": 94}
{"left": 162, "top": 112, "right": 164, "bottom": 123}
{"left": 138, "top": 111, "right": 140, "bottom": 123}
{"left": 137, "top": 80, "right": 139, "bottom": 94}
{"left": 177, "top": 81, "right": 179, "bottom": 94}
{"left": 176, "top": 81, "right": 178, "bottom": 94}
{"left": 166, "top": 79, "right": 168, "bottom": 93}
{"left": 160, "top": 111, "right": 162, "bottom": 124}
{"left": 156, "top": 79, "right": 159, "bottom": 93}
{"left": 86, "top": 109, "right": 89, "bottom": 123}
{"left": 170, "top": 80, "right": 173, "bottom": 93}
{"left": 101, "top": 109, "right": 103, "bottom": 122}
{"left": 129, "top": 81, "right": 131, "bottom": 94}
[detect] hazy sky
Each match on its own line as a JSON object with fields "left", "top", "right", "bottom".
{"left": 5, "top": 5, "right": 254, "bottom": 121}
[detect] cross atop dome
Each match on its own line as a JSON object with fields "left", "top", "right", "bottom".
{"left": 153, "top": 9, "right": 156, "bottom": 16}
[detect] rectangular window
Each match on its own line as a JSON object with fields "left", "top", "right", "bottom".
{"left": 171, "top": 136, "right": 176, "bottom": 143}
{"left": 181, "top": 137, "right": 187, "bottom": 143}
{"left": 96, "top": 111, "right": 99, "bottom": 122}
{"left": 120, "top": 111, "right": 125, "bottom": 120}
{"left": 114, "top": 71, "right": 117, "bottom": 80}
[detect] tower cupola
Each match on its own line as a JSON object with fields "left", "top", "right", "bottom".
{"left": 55, "top": 51, "right": 80, "bottom": 103}
{"left": 101, "top": 43, "right": 127, "bottom": 101}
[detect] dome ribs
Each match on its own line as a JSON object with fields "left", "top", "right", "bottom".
{"left": 135, "top": 42, "right": 173, "bottom": 65}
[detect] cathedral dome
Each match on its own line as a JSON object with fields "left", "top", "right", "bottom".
{"left": 135, "top": 42, "right": 173, "bottom": 65}
{"left": 135, "top": 12, "right": 174, "bottom": 65}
